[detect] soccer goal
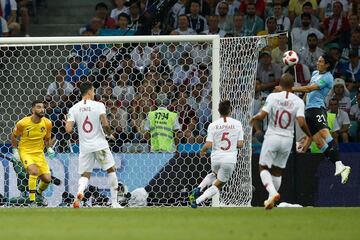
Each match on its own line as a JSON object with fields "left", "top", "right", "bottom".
{"left": 0, "top": 35, "right": 266, "bottom": 207}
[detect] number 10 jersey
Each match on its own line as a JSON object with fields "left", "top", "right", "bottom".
{"left": 67, "top": 100, "right": 109, "bottom": 154}
{"left": 262, "top": 91, "right": 305, "bottom": 138}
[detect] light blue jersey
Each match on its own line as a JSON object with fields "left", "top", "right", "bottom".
{"left": 306, "top": 71, "right": 333, "bottom": 109}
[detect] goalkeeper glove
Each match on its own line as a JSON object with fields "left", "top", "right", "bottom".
{"left": 12, "top": 148, "right": 21, "bottom": 162}
{"left": 47, "top": 147, "right": 56, "bottom": 160}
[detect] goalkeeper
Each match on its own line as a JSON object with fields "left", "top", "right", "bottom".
{"left": 11, "top": 100, "right": 56, "bottom": 206}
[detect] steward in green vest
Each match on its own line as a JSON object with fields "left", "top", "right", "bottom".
{"left": 145, "top": 96, "right": 180, "bottom": 152}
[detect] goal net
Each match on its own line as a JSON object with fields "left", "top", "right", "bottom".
{"left": 0, "top": 35, "right": 266, "bottom": 207}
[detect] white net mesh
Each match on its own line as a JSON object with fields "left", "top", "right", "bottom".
{"left": 219, "top": 37, "right": 266, "bottom": 206}
{"left": 0, "top": 36, "right": 266, "bottom": 207}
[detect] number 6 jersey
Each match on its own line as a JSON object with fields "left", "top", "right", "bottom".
{"left": 67, "top": 100, "right": 109, "bottom": 154}
{"left": 262, "top": 91, "right": 305, "bottom": 138}
{"left": 206, "top": 117, "right": 244, "bottom": 164}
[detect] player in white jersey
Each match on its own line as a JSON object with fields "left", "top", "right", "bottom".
{"left": 251, "top": 73, "right": 312, "bottom": 210}
{"left": 189, "top": 100, "right": 244, "bottom": 208}
{"left": 65, "top": 82, "right": 122, "bottom": 209}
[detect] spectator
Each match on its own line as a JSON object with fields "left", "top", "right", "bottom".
{"left": 327, "top": 43, "right": 343, "bottom": 78}
{"left": 168, "top": 0, "right": 187, "bottom": 30}
{"left": 147, "top": 19, "right": 165, "bottom": 35}
{"left": 231, "top": 14, "right": 245, "bottom": 37}
{"left": 0, "top": 0, "right": 20, "bottom": 36}
{"left": 339, "top": 50, "right": 360, "bottom": 93}
{"left": 16, "top": 0, "right": 30, "bottom": 36}
{"left": 64, "top": 53, "right": 91, "bottom": 86}
{"left": 257, "top": 17, "right": 279, "bottom": 50}
{"left": 116, "top": 53, "right": 144, "bottom": 87}
{"left": 197, "top": 63, "right": 211, "bottom": 97}
{"left": 190, "top": 41, "right": 212, "bottom": 65}
{"left": 288, "top": 0, "right": 318, "bottom": 22}
{"left": 327, "top": 78, "right": 351, "bottom": 112}
{"left": 72, "top": 32, "right": 103, "bottom": 69}
{"left": 215, "top": 0, "right": 240, "bottom": 16}
{"left": 80, "top": 17, "right": 104, "bottom": 35}
{"left": 340, "top": 29, "right": 360, "bottom": 62}
{"left": 110, "top": 0, "right": 129, "bottom": 21}
{"left": 252, "top": 80, "right": 267, "bottom": 142}
{"left": 271, "top": 33, "right": 288, "bottom": 68}
{"left": 91, "top": 55, "right": 113, "bottom": 87}
{"left": 0, "top": 16, "right": 9, "bottom": 37}
{"left": 273, "top": 2, "right": 291, "bottom": 32}
{"left": 128, "top": 2, "right": 143, "bottom": 31}
{"left": 216, "top": 1, "right": 233, "bottom": 33}
{"left": 159, "top": 42, "right": 186, "bottom": 70}
{"left": 350, "top": 91, "right": 360, "bottom": 121}
{"left": 144, "top": 95, "right": 181, "bottom": 152}
{"left": 172, "top": 51, "right": 198, "bottom": 86}
{"left": 95, "top": 2, "right": 116, "bottom": 29}
{"left": 201, "top": 15, "right": 226, "bottom": 37}
{"left": 99, "top": 12, "right": 136, "bottom": 36}
{"left": 172, "top": 14, "right": 197, "bottom": 35}
{"left": 340, "top": 14, "right": 360, "bottom": 51}
{"left": 106, "top": 99, "right": 129, "bottom": 151}
{"left": 238, "top": 0, "right": 265, "bottom": 18}
{"left": 188, "top": 0, "right": 211, "bottom": 17}
{"left": 143, "top": 51, "right": 171, "bottom": 76}
{"left": 46, "top": 69, "right": 75, "bottom": 103}
{"left": 187, "top": 83, "right": 211, "bottom": 137}
{"left": 322, "top": 1, "right": 350, "bottom": 46}
{"left": 130, "top": 43, "right": 154, "bottom": 72}
{"left": 242, "top": 2, "right": 264, "bottom": 36}
{"left": 187, "top": 0, "right": 208, "bottom": 34}
{"left": 328, "top": 98, "right": 351, "bottom": 143}
{"left": 319, "top": 0, "right": 349, "bottom": 22}
{"left": 113, "top": 72, "right": 135, "bottom": 107}
{"left": 256, "top": 50, "right": 282, "bottom": 93}
{"left": 292, "top": 1, "right": 320, "bottom": 29}
{"left": 299, "top": 33, "right": 325, "bottom": 73}
{"left": 169, "top": 92, "right": 198, "bottom": 143}
{"left": 291, "top": 12, "right": 324, "bottom": 52}
{"left": 283, "top": 63, "right": 311, "bottom": 86}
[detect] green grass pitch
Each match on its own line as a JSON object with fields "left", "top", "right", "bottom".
{"left": 0, "top": 207, "right": 359, "bottom": 240}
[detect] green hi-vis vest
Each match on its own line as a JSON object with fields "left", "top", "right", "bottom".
{"left": 148, "top": 109, "right": 178, "bottom": 152}
{"left": 310, "top": 112, "right": 337, "bottom": 153}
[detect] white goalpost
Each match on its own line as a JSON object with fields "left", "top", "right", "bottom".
{"left": 0, "top": 35, "right": 266, "bottom": 207}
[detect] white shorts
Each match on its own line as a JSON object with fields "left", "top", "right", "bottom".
{"left": 211, "top": 162, "right": 236, "bottom": 183}
{"left": 259, "top": 135, "right": 293, "bottom": 169}
{"left": 78, "top": 148, "right": 115, "bottom": 174}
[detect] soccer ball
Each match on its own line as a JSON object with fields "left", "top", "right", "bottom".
{"left": 282, "top": 50, "right": 299, "bottom": 66}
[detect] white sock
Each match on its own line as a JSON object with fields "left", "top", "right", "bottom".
{"left": 78, "top": 177, "right": 89, "bottom": 194}
{"left": 198, "top": 173, "right": 216, "bottom": 191}
{"left": 196, "top": 185, "right": 219, "bottom": 204}
{"left": 272, "top": 176, "right": 282, "bottom": 192}
{"left": 260, "top": 170, "right": 277, "bottom": 197}
{"left": 335, "top": 161, "right": 345, "bottom": 169}
{"left": 108, "top": 172, "right": 118, "bottom": 204}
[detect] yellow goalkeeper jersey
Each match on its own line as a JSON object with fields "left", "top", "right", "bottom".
{"left": 13, "top": 116, "right": 52, "bottom": 154}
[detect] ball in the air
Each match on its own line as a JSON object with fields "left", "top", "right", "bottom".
{"left": 282, "top": 50, "right": 299, "bottom": 66}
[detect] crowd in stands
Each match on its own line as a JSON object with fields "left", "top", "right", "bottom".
{"left": 21, "top": 0, "right": 360, "bottom": 151}
{"left": 0, "top": 0, "right": 43, "bottom": 37}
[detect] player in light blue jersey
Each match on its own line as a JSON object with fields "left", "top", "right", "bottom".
{"left": 291, "top": 53, "right": 351, "bottom": 184}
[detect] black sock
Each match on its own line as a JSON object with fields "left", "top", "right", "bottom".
{"left": 323, "top": 140, "right": 339, "bottom": 164}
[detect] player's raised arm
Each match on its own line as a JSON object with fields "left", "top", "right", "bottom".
{"left": 292, "top": 83, "right": 320, "bottom": 93}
